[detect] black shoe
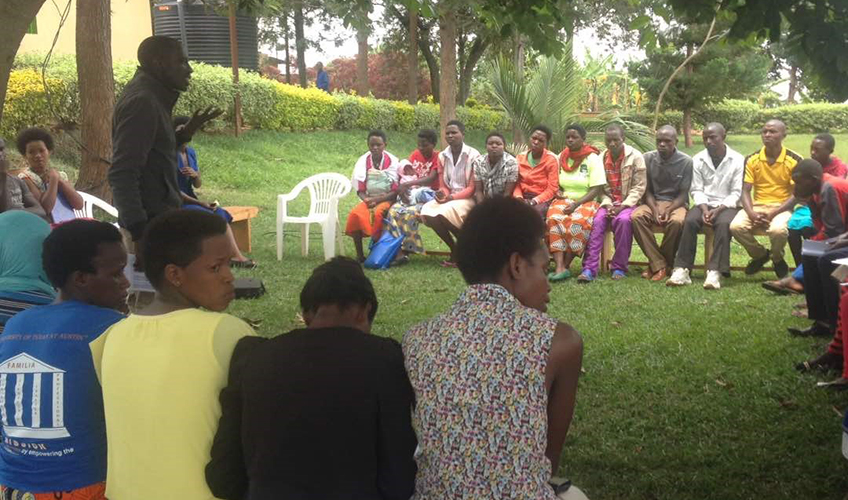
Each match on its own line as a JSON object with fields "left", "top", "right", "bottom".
{"left": 745, "top": 251, "right": 771, "bottom": 275}
{"left": 773, "top": 260, "right": 788, "bottom": 279}
{"left": 788, "top": 323, "right": 833, "bottom": 337}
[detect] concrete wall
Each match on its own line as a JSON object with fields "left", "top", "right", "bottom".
{"left": 18, "top": 0, "right": 153, "bottom": 62}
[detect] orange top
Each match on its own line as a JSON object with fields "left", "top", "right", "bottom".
{"left": 513, "top": 149, "right": 559, "bottom": 204}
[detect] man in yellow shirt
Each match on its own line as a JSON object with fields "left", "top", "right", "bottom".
{"left": 730, "top": 119, "right": 801, "bottom": 278}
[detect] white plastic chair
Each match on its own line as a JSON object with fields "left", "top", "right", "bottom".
{"left": 276, "top": 173, "right": 352, "bottom": 261}
{"left": 74, "top": 191, "right": 119, "bottom": 220}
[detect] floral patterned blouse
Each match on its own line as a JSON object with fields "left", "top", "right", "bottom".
{"left": 402, "top": 283, "right": 558, "bottom": 499}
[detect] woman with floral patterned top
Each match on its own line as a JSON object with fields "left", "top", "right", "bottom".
{"left": 403, "top": 196, "right": 586, "bottom": 500}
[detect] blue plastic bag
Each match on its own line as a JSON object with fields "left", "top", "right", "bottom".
{"left": 364, "top": 231, "right": 404, "bottom": 270}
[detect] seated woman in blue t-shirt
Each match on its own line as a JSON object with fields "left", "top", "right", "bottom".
{"left": 15, "top": 128, "right": 84, "bottom": 224}
{"left": 0, "top": 219, "right": 129, "bottom": 498}
{"left": 173, "top": 116, "right": 256, "bottom": 268}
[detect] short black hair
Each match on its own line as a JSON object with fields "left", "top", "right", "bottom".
{"left": 367, "top": 129, "right": 387, "bottom": 143}
{"left": 455, "top": 197, "right": 545, "bottom": 284}
{"left": 43, "top": 219, "right": 123, "bottom": 289}
{"left": 605, "top": 123, "right": 626, "bottom": 139}
{"left": 485, "top": 131, "right": 505, "bottom": 143}
{"left": 417, "top": 129, "right": 438, "bottom": 146}
{"left": 793, "top": 158, "right": 824, "bottom": 180}
{"left": 446, "top": 119, "right": 466, "bottom": 134}
{"left": 531, "top": 125, "right": 552, "bottom": 142}
{"left": 565, "top": 123, "right": 587, "bottom": 139}
{"left": 138, "top": 35, "right": 183, "bottom": 69}
{"left": 141, "top": 209, "right": 227, "bottom": 289}
{"left": 300, "top": 256, "right": 378, "bottom": 323}
{"left": 814, "top": 133, "right": 835, "bottom": 152}
{"left": 16, "top": 127, "right": 54, "bottom": 155}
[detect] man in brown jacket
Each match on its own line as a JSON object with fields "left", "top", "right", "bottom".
{"left": 578, "top": 124, "right": 646, "bottom": 282}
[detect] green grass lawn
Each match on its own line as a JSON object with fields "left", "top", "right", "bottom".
{"left": 56, "top": 130, "right": 848, "bottom": 499}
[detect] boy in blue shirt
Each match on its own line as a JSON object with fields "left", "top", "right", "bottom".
{"left": 0, "top": 219, "right": 129, "bottom": 499}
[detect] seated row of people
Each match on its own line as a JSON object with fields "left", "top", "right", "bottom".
{"left": 348, "top": 119, "right": 843, "bottom": 292}
{"left": 0, "top": 200, "right": 586, "bottom": 500}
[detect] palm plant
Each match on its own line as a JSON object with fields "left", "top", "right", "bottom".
{"left": 488, "top": 48, "right": 654, "bottom": 154}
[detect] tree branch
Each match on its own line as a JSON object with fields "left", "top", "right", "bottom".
{"left": 651, "top": 14, "right": 723, "bottom": 131}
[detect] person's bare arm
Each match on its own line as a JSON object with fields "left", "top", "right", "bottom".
{"left": 18, "top": 179, "right": 47, "bottom": 219}
{"left": 57, "top": 176, "right": 84, "bottom": 210}
{"left": 767, "top": 196, "right": 796, "bottom": 220}
{"left": 474, "top": 180, "right": 485, "bottom": 204}
{"left": 545, "top": 321, "right": 584, "bottom": 474}
{"left": 740, "top": 183, "right": 763, "bottom": 223}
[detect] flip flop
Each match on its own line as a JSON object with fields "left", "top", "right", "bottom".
{"left": 440, "top": 260, "right": 458, "bottom": 268}
{"left": 550, "top": 270, "right": 572, "bottom": 282}
{"left": 230, "top": 259, "right": 257, "bottom": 269}
{"left": 816, "top": 378, "right": 848, "bottom": 390}
{"left": 795, "top": 352, "right": 843, "bottom": 372}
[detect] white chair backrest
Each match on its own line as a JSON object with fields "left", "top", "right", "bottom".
{"left": 75, "top": 191, "right": 119, "bottom": 220}
{"left": 290, "top": 173, "right": 351, "bottom": 218}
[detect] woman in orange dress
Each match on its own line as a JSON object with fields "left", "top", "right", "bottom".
{"left": 346, "top": 130, "right": 400, "bottom": 262}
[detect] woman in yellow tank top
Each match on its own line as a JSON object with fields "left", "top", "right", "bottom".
{"left": 90, "top": 209, "right": 255, "bottom": 500}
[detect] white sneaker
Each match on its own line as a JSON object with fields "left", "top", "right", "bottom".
{"left": 666, "top": 267, "right": 691, "bottom": 286}
{"left": 703, "top": 270, "right": 721, "bottom": 290}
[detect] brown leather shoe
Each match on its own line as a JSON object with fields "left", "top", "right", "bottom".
{"left": 650, "top": 268, "right": 668, "bottom": 282}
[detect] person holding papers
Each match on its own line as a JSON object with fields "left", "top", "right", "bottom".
{"left": 787, "top": 159, "right": 848, "bottom": 340}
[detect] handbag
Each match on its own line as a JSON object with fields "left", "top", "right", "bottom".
{"left": 363, "top": 231, "right": 404, "bottom": 270}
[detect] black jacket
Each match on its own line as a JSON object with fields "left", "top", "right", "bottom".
{"left": 108, "top": 69, "right": 183, "bottom": 240}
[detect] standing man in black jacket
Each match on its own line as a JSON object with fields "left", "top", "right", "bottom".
{"left": 109, "top": 36, "right": 221, "bottom": 249}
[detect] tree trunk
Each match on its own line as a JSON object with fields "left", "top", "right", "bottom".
{"left": 683, "top": 43, "right": 693, "bottom": 147}
{"left": 512, "top": 33, "right": 525, "bottom": 144}
{"left": 294, "top": 3, "right": 307, "bottom": 88}
{"left": 75, "top": 0, "right": 115, "bottom": 200}
{"left": 407, "top": 9, "right": 418, "bottom": 104}
{"left": 438, "top": 12, "right": 457, "bottom": 148}
{"left": 420, "top": 34, "right": 439, "bottom": 103}
{"left": 458, "top": 36, "right": 488, "bottom": 105}
{"left": 283, "top": 14, "right": 291, "bottom": 84}
{"left": 228, "top": 2, "right": 242, "bottom": 136}
{"left": 0, "top": 0, "right": 48, "bottom": 126}
{"left": 356, "top": 27, "right": 369, "bottom": 96}
{"left": 787, "top": 63, "right": 798, "bottom": 104}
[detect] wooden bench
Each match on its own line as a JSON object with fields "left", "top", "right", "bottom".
{"left": 601, "top": 226, "right": 771, "bottom": 273}
{"left": 225, "top": 206, "right": 259, "bottom": 253}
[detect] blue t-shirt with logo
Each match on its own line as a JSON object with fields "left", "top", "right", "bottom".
{"left": 0, "top": 301, "right": 124, "bottom": 492}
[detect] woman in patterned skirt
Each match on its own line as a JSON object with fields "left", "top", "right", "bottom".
{"left": 403, "top": 197, "right": 586, "bottom": 499}
{"left": 546, "top": 124, "right": 606, "bottom": 282}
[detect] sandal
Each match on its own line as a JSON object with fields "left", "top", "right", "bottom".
{"left": 230, "top": 259, "right": 257, "bottom": 269}
{"left": 762, "top": 281, "right": 801, "bottom": 295}
{"left": 440, "top": 260, "right": 458, "bottom": 268}
{"left": 815, "top": 377, "right": 848, "bottom": 390}
{"left": 795, "top": 352, "right": 843, "bottom": 372}
{"left": 550, "top": 270, "right": 572, "bottom": 282}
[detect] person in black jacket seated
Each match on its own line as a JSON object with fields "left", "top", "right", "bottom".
{"left": 206, "top": 257, "right": 417, "bottom": 500}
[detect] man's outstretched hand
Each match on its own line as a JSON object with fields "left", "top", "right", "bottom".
{"left": 182, "top": 106, "right": 225, "bottom": 139}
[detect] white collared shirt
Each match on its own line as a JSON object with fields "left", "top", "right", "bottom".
{"left": 440, "top": 143, "right": 481, "bottom": 192}
{"left": 690, "top": 146, "right": 745, "bottom": 208}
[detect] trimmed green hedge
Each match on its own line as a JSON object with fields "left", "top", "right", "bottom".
{"left": 630, "top": 99, "right": 848, "bottom": 134}
{"left": 3, "top": 54, "right": 509, "bottom": 137}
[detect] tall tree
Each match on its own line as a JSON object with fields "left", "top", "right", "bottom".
{"left": 665, "top": 0, "right": 848, "bottom": 101}
{"left": 630, "top": 24, "right": 772, "bottom": 145}
{"left": 293, "top": 1, "right": 307, "bottom": 87}
{"left": 438, "top": 6, "right": 457, "bottom": 145}
{"left": 356, "top": 26, "right": 370, "bottom": 95}
{"left": 407, "top": 8, "right": 418, "bottom": 104}
{"left": 0, "top": 0, "right": 47, "bottom": 127}
{"left": 75, "top": 0, "right": 115, "bottom": 199}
